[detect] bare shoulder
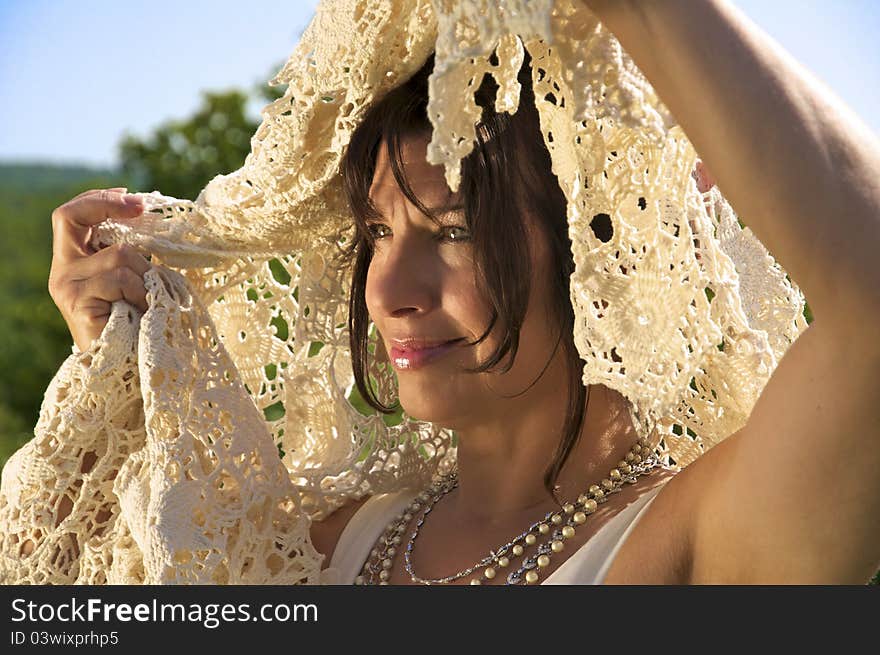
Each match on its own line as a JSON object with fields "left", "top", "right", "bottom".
{"left": 310, "top": 496, "right": 372, "bottom": 570}
{"left": 601, "top": 439, "right": 738, "bottom": 584}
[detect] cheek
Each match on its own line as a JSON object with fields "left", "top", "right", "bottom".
{"left": 363, "top": 255, "right": 390, "bottom": 321}
{"left": 455, "top": 293, "right": 493, "bottom": 338}
{"left": 437, "top": 267, "right": 495, "bottom": 350}
{"left": 363, "top": 263, "right": 376, "bottom": 318}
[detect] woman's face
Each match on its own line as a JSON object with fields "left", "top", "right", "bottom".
{"left": 365, "top": 133, "right": 563, "bottom": 429}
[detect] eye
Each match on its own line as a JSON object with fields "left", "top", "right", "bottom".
{"left": 365, "top": 222, "right": 391, "bottom": 240}
{"left": 364, "top": 222, "right": 471, "bottom": 243}
{"left": 441, "top": 225, "right": 471, "bottom": 242}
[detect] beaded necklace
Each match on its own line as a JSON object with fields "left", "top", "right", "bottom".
{"left": 358, "top": 437, "right": 663, "bottom": 585}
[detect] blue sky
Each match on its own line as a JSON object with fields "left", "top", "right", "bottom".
{"left": 1, "top": 0, "right": 877, "bottom": 168}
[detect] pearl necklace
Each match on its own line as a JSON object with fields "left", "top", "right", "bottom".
{"left": 357, "top": 437, "right": 663, "bottom": 585}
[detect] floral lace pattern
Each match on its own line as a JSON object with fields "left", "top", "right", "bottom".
{"left": 0, "top": 0, "right": 805, "bottom": 584}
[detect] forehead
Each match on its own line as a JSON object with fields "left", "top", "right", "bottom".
{"left": 369, "top": 134, "right": 458, "bottom": 206}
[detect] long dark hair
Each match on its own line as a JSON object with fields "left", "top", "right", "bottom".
{"left": 339, "top": 50, "right": 610, "bottom": 505}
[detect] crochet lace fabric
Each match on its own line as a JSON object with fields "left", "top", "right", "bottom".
{"left": 0, "top": 0, "right": 806, "bottom": 584}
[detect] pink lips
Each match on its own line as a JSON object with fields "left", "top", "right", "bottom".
{"left": 389, "top": 339, "right": 462, "bottom": 370}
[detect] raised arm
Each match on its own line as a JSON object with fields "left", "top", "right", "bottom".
{"left": 585, "top": 0, "right": 880, "bottom": 329}
{"left": 583, "top": 0, "right": 880, "bottom": 582}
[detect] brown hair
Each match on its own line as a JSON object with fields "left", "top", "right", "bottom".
{"left": 339, "top": 50, "right": 610, "bottom": 505}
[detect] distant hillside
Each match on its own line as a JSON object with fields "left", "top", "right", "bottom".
{"left": 0, "top": 161, "right": 130, "bottom": 468}
{"left": 0, "top": 161, "right": 125, "bottom": 194}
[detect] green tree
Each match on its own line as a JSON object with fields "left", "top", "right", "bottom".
{"left": 4, "top": 64, "right": 875, "bottom": 585}
{"left": 0, "top": 167, "right": 124, "bottom": 466}
{"left": 119, "top": 66, "right": 287, "bottom": 200}
{"left": 0, "top": 67, "right": 288, "bottom": 468}
{"left": 116, "top": 68, "right": 396, "bottom": 431}
{"left": 119, "top": 90, "right": 257, "bottom": 200}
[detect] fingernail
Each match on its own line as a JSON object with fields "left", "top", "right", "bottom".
{"left": 123, "top": 193, "right": 143, "bottom": 206}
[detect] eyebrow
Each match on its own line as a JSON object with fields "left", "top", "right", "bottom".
{"left": 434, "top": 202, "right": 465, "bottom": 213}
{"left": 367, "top": 200, "right": 465, "bottom": 218}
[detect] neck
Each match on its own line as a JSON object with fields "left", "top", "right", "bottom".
{"left": 445, "top": 383, "right": 641, "bottom": 528}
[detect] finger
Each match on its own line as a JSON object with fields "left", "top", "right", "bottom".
{"left": 695, "top": 160, "right": 716, "bottom": 193}
{"left": 75, "top": 267, "right": 149, "bottom": 313}
{"left": 52, "top": 190, "right": 144, "bottom": 262}
{"left": 70, "top": 243, "right": 153, "bottom": 280}
{"left": 53, "top": 189, "right": 144, "bottom": 261}
{"left": 69, "top": 186, "right": 129, "bottom": 202}
{"left": 72, "top": 297, "right": 113, "bottom": 327}
{"left": 70, "top": 296, "right": 114, "bottom": 353}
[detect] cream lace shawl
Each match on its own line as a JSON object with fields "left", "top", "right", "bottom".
{"left": 0, "top": 0, "right": 806, "bottom": 584}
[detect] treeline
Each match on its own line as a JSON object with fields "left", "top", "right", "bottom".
{"left": 0, "top": 79, "right": 281, "bottom": 466}
{"left": 0, "top": 79, "right": 874, "bottom": 585}
{"left": 0, "top": 164, "right": 126, "bottom": 465}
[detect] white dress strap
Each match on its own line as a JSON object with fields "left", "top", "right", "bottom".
{"left": 324, "top": 488, "right": 420, "bottom": 584}
{"left": 542, "top": 481, "right": 667, "bottom": 584}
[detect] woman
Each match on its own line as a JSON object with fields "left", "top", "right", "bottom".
{"left": 6, "top": 0, "right": 880, "bottom": 584}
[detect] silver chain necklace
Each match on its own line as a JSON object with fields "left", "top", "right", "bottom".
{"left": 357, "top": 438, "right": 663, "bottom": 585}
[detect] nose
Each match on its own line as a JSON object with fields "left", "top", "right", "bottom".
{"left": 366, "top": 230, "right": 442, "bottom": 320}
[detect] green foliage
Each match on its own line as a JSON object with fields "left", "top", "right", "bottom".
{"left": 0, "top": 65, "right": 872, "bottom": 583}
{"left": 0, "top": 404, "right": 32, "bottom": 470}
{"left": 118, "top": 63, "right": 286, "bottom": 201}
{"left": 0, "top": 164, "right": 127, "bottom": 469}
{"left": 119, "top": 90, "right": 257, "bottom": 200}
{"left": 0, "top": 64, "right": 289, "bottom": 473}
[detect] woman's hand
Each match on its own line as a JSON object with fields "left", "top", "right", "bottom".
{"left": 48, "top": 188, "right": 152, "bottom": 353}
{"left": 694, "top": 160, "right": 716, "bottom": 194}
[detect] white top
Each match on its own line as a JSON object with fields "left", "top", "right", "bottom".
{"left": 323, "top": 478, "right": 670, "bottom": 584}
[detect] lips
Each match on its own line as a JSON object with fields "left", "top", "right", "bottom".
{"left": 390, "top": 337, "right": 463, "bottom": 351}
{"left": 389, "top": 338, "right": 463, "bottom": 370}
